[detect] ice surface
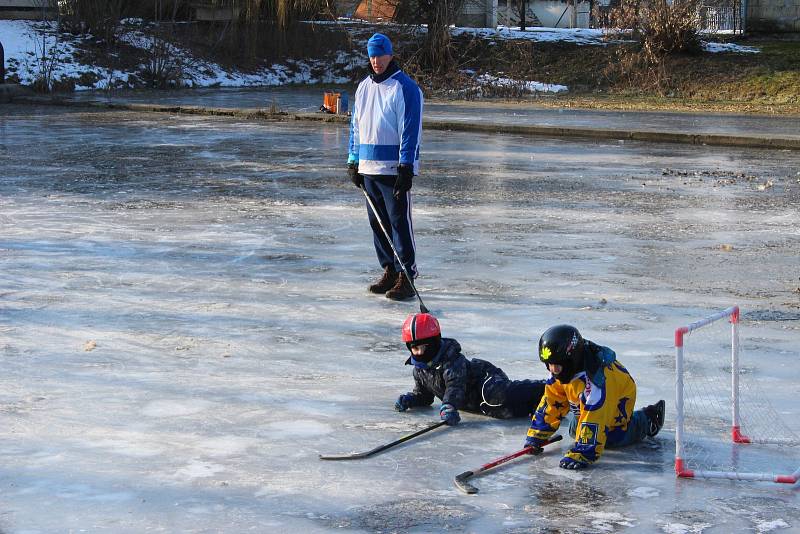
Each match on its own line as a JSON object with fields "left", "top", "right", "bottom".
{"left": 0, "top": 105, "right": 799, "bottom": 532}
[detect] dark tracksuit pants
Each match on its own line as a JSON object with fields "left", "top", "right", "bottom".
{"left": 363, "top": 175, "right": 417, "bottom": 278}
{"left": 479, "top": 376, "right": 546, "bottom": 419}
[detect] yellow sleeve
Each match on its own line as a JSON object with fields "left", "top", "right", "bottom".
{"left": 527, "top": 380, "right": 569, "bottom": 440}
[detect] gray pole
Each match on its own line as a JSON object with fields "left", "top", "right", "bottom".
{"left": 0, "top": 40, "right": 4, "bottom": 84}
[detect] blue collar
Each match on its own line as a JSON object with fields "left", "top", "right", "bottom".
{"left": 409, "top": 347, "right": 443, "bottom": 369}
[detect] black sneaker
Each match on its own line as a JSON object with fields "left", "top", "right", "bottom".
{"left": 368, "top": 267, "right": 398, "bottom": 294}
{"left": 644, "top": 400, "right": 665, "bottom": 437}
{"left": 385, "top": 272, "right": 415, "bottom": 301}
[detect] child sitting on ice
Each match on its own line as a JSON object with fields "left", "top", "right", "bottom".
{"left": 525, "top": 324, "right": 665, "bottom": 469}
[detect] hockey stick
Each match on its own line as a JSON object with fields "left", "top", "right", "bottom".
{"left": 454, "top": 434, "right": 563, "bottom": 494}
{"left": 360, "top": 186, "right": 429, "bottom": 314}
{"left": 319, "top": 420, "right": 447, "bottom": 461}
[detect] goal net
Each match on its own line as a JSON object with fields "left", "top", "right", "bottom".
{"left": 675, "top": 306, "right": 800, "bottom": 483}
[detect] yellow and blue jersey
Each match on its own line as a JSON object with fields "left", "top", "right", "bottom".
{"left": 527, "top": 344, "right": 636, "bottom": 464}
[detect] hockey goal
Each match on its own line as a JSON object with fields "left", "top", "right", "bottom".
{"left": 675, "top": 305, "right": 800, "bottom": 483}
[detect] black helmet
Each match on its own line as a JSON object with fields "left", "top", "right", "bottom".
{"left": 538, "top": 325, "right": 584, "bottom": 382}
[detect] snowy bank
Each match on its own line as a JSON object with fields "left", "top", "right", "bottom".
{"left": 0, "top": 19, "right": 759, "bottom": 92}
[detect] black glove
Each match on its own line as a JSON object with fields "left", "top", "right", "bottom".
{"left": 394, "top": 393, "right": 416, "bottom": 412}
{"left": 559, "top": 456, "right": 589, "bottom": 470}
{"left": 348, "top": 163, "right": 363, "bottom": 188}
{"left": 393, "top": 164, "right": 413, "bottom": 199}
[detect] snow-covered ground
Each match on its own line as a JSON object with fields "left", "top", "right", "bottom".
{"left": 0, "top": 18, "right": 760, "bottom": 93}
{"left": 0, "top": 19, "right": 353, "bottom": 90}
{"left": 0, "top": 105, "right": 798, "bottom": 532}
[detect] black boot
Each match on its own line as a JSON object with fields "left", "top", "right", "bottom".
{"left": 643, "top": 400, "right": 665, "bottom": 437}
{"left": 385, "top": 272, "right": 415, "bottom": 301}
{"left": 368, "top": 266, "right": 397, "bottom": 294}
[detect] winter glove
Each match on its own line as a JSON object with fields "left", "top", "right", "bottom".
{"left": 394, "top": 393, "right": 416, "bottom": 412}
{"left": 559, "top": 456, "right": 589, "bottom": 470}
{"left": 393, "top": 164, "right": 413, "bottom": 199}
{"left": 439, "top": 403, "right": 460, "bottom": 426}
{"left": 348, "top": 162, "right": 363, "bottom": 188}
{"left": 524, "top": 435, "right": 547, "bottom": 451}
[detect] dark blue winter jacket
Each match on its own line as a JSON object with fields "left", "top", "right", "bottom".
{"left": 404, "top": 338, "right": 503, "bottom": 410}
{"left": 402, "top": 338, "right": 545, "bottom": 418}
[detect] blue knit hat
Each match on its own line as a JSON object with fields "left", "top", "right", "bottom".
{"left": 367, "top": 33, "right": 393, "bottom": 57}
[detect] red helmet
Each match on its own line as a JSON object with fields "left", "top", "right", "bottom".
{"left": 401, "top": 313, "right": 441, "bottom": 345}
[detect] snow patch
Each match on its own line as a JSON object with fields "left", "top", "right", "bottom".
{"left": 0, "top": 19, "right": 351, "bottom": 90}
{"left": 453, "top": 26, "right": 612, "bottom": 46}
{"left": 475, "top": 73, "right": 568, "bottom": 94}
{"left": 702, "top": 41, "right": 760, "bottom": 53}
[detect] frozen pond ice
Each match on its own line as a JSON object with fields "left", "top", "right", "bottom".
{"left": 1, "top": 105, "right": 799, "bottom": 532}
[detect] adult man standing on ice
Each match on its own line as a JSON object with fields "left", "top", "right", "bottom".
{"left": 347, "top": 33, "right": 423, "bottom": 301}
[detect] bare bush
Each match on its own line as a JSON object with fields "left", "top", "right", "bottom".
{"left": 603, "top": 0, "right": 702, "bottom": 93}
{"left": 397, "top": 0, "right": 465, "bottom": 75}
{"left": 141, "top": 35, "right": 184, "bottom": 88}
{"left": 31, "top": 26, "right": 59, "bottom": 93}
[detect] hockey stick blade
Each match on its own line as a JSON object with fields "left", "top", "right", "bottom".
{"left": 319, "top": 421, "right": 447, "bottom": 461}
{"left": 453, "top": 434, "right": 563, "bottom": 495}
{"left": 453, "top": 470, "right": 478, "bottom": 494}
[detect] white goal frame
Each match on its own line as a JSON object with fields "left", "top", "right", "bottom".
{"left": 674, "top": 305, "right": 800, "bottom": 483}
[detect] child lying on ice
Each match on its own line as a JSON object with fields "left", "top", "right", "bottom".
{"left": 395, "top": 313, "right": 547, "bottom": 426}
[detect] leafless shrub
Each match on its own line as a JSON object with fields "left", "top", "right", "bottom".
{"left": 137, "top": 2, "right": 186, "bottom": 88}
{"left": 141, "top": 35, "right": 184, "bottom": 88}
{"left": 30, "top": 33, "right": 59, "bottom": 93}
{"left": 603, "top": 0, "right": 701, "bottom": 93}
{"left": 31, "top": 9, "right": 61, "bottom": 93}
{"left": 395, "top": 0, "right": 465, "bottom": 75}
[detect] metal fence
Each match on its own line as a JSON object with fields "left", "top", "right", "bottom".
{"left": 698, "top": 3, "right": 743, "bottom": 32}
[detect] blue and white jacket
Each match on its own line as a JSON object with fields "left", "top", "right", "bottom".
{"left": 348, "top": 61, "right": 423, "bottom": 176}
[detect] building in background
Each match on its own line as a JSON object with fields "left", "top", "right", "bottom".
{"left": 189, "top": 1, "right": 242, "bottom": 21}
{"left": 346, "top": 0, "right": 797, "bottom": 32}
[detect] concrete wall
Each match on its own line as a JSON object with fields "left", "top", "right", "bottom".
{"left": 0, "top": 0, "right": 47, "bottom": 5}
{"left": 0, "top": 0, "right": 56, "bottom": 20}
{"left": 497, "top": 0, "right": 591, "bottom": 28}
{"left": 457, "top": 0, "right": 493, "bottom": 26}
{"left": 193, "top": 6, "right": 241, "bottom": 21}
{"left": 747, "top": 0, "right": 800, "bottom": 32}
